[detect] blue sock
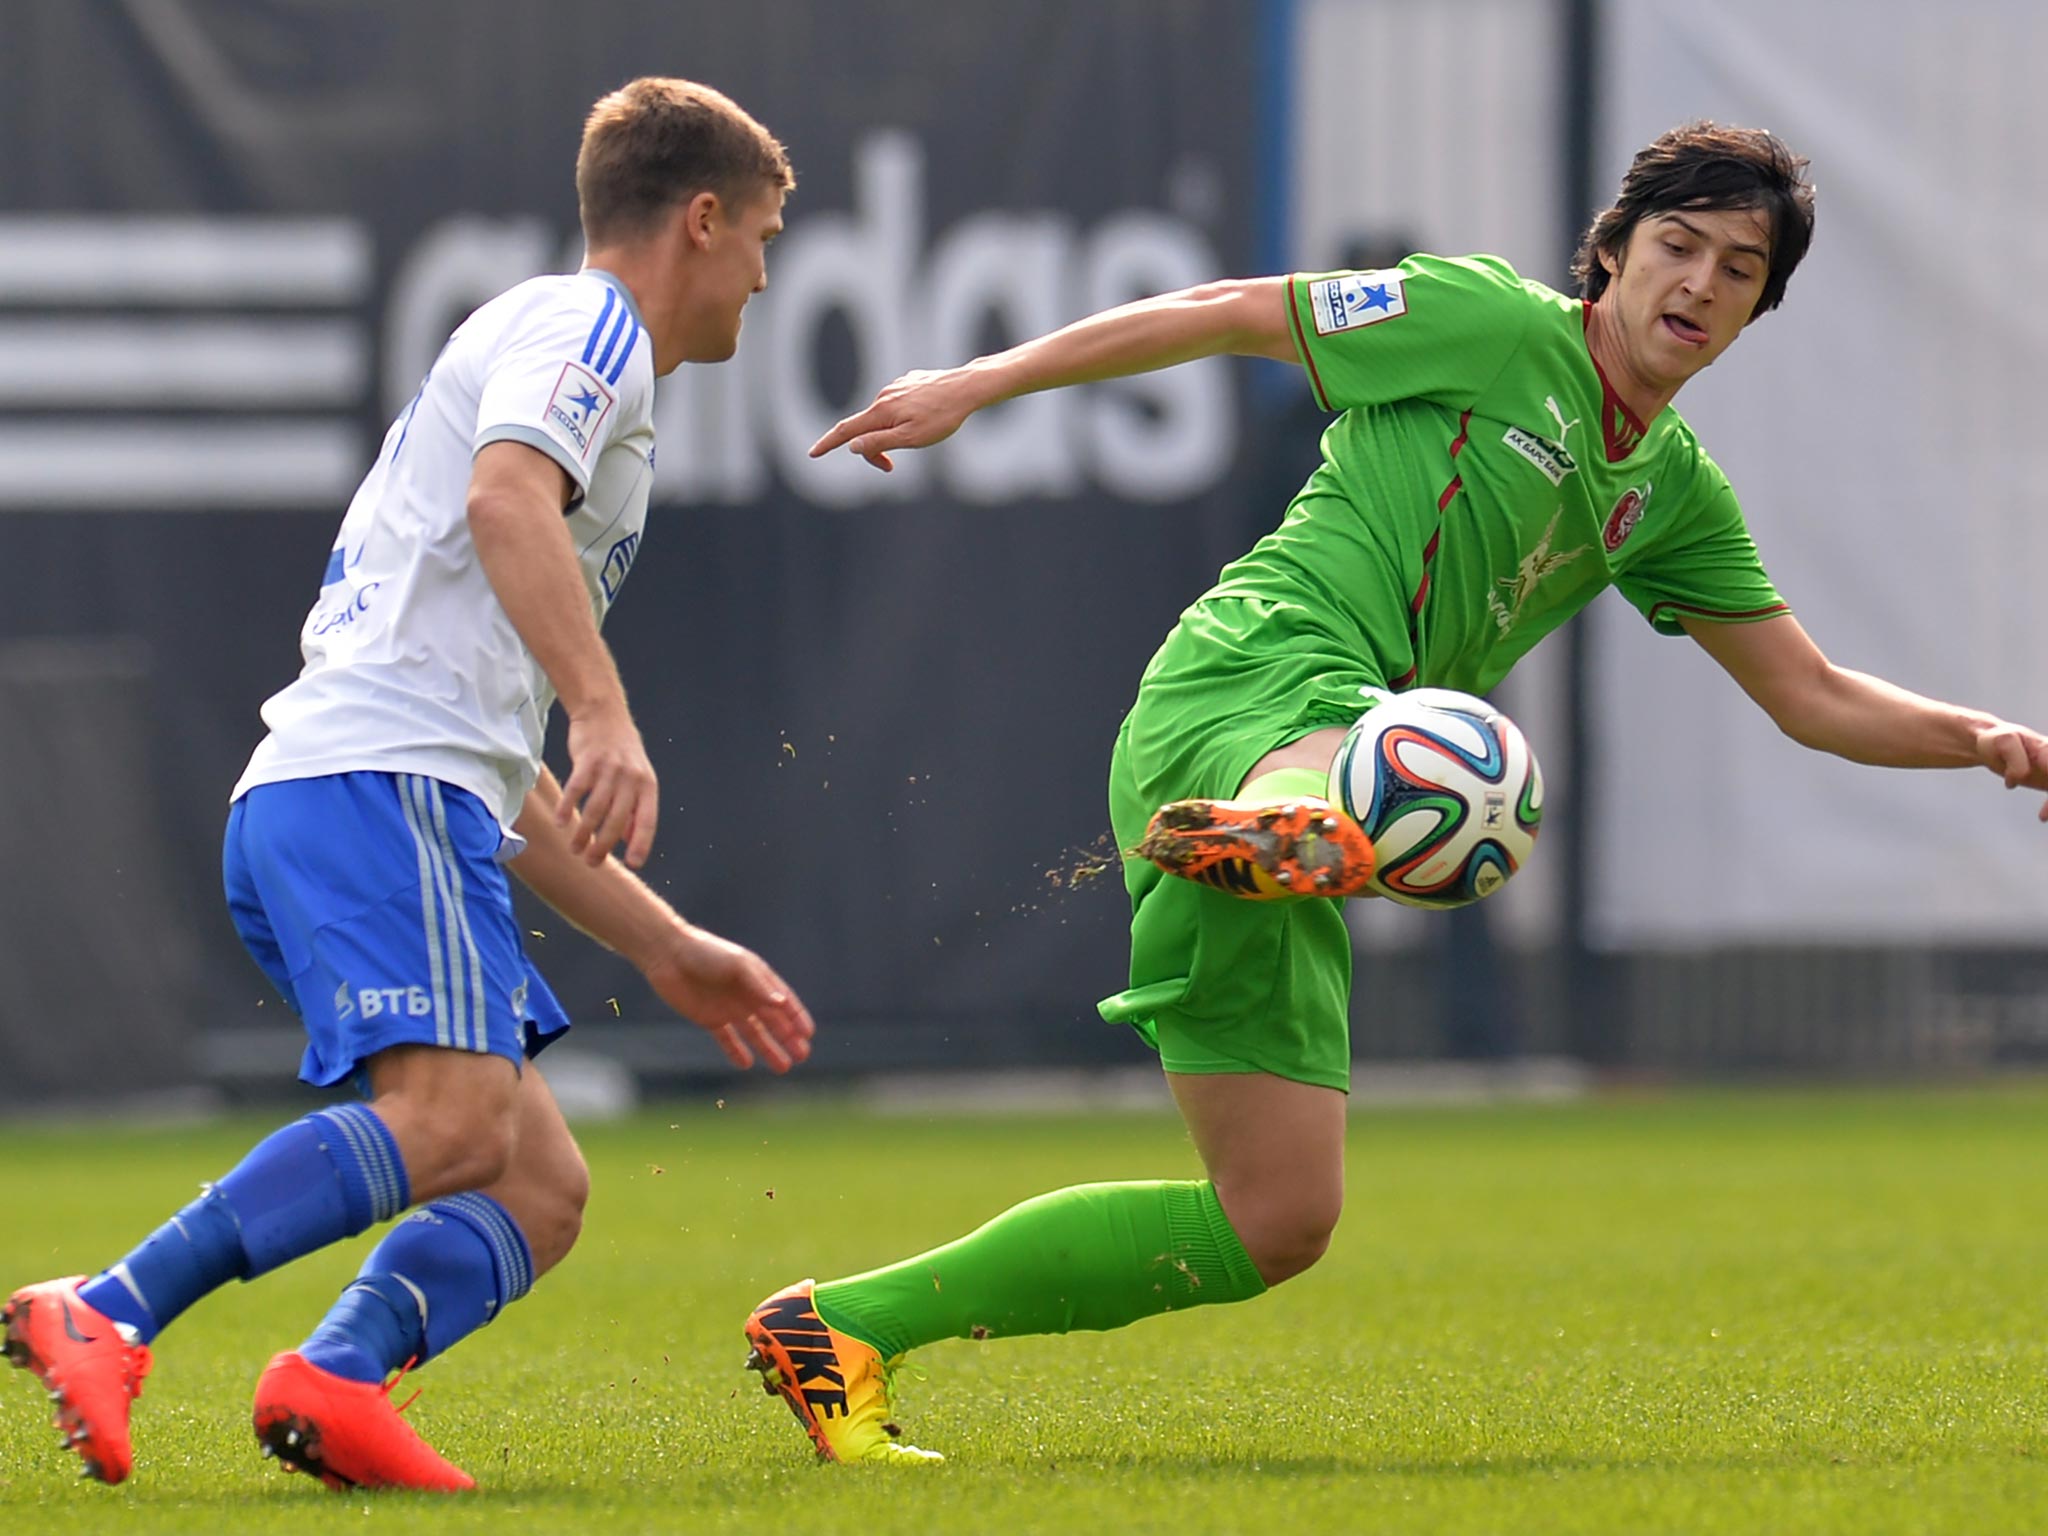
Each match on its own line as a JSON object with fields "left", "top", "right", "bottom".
{"left": 301, "top": 1193, "right": 534, "bottom": 1383}
{"left": 78, "top": 1104, "right": 408, "bottom": 1343}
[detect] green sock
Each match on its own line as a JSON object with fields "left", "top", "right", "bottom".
{"left": 813, "top": 1180, "right": 1266, "bottom": 1359}
{"left": 1240, "top": 765, "right": 1329, "bottom": 802}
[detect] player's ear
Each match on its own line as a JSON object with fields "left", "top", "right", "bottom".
{"left": 681, "top": 190, "right": 721, "bottom": 250}
{"left": 1597, "top": 237, "right": 1624, "bottom": 280}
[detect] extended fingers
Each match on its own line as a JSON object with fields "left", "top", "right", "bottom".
{"left": 810, "top": 408, "right": 881, "bottom": 458}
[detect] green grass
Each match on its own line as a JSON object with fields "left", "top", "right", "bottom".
{"left": 5, "top": 1084, "right": 2048, "bottom": 1534}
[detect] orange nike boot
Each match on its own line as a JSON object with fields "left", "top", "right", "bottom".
{"left": 2, "top": 1276, "right": 155, "bottom": 1484}
{"left": 744, "top": 1280, "right": 942, "bottom": 1464}
{"left": 251, "top": 1350, "right": 474, "bottom": 1492}
{"left": 1136, "top": 797, "right": 1376, "bottom": 898}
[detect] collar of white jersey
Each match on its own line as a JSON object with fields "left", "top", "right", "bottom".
{"left": 580, "top": 267, "right": 646, "bottom": 329}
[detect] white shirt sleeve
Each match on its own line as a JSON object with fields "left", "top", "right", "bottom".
{"left": 473, "top": 285, "right": 646, "bottom": 491}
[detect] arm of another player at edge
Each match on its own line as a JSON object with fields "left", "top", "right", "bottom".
{"left": 508, "top": 767, "right": 815, "bottom": 1072}
{"left": 810, "top": 276, "right": 1297, "bottom": 468}
{"left": 1682, "top": 611, "right": 2048, "bottom": 820}
{"left": 467, "top": 440, "right": 659, "bottom": 867}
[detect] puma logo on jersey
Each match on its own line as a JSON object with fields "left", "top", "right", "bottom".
{"left": 1503, "top": 395, "right": 1581, "bottom": 486}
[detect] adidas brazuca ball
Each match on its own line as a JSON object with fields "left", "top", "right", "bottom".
{"left": 1328, "top": 688, "right": 1543, "bottom": 909}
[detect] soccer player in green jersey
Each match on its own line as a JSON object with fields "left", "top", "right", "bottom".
{"left": 741, "top": 122, "right": 2048, "bottom": 1464}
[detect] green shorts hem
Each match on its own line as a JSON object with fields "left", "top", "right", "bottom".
{"left": 1099, "top": 980, "right": 1353, "bottom": 1093}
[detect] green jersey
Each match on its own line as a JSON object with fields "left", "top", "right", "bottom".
{"left": 1215, "top": 253, "right": 1787, "bottom": 694}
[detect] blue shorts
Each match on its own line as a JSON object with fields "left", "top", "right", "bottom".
{"left": 224, "top": 771, "right": 571, "bottom": 1089}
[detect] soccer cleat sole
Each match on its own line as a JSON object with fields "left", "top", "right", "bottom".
{"left": 254, "top": 1406, "right": 358, "bottom": 1492}
{"left": 1136, "top": 798, "right": 1376, "bottom": 898}
{"left": 744, "top": 1339, "right": 837, "bottom": 1461}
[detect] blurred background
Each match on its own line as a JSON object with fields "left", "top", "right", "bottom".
{"left": 0, "top": 0, "right": 2042, "bottom": 1113}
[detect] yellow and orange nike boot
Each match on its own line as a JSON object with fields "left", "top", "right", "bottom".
{"left": 251, "top": 1350, "right": 474, "bottom": 1492}
{"left": 1135, "top": 797, "right": 1376, "bottom": 898}
{"left": 744, "top": 1280, "right": 942, "bottom": 1465}
{"left": 2, "top": 1276, "right": 155, "bottom": 1484}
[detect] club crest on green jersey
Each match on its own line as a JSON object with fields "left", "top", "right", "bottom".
{"left": 1309, "top": 270, "right": 1407, "bottom": 335}
{"left": 1603, "top": 481, "right": 1653, "bottom": 552}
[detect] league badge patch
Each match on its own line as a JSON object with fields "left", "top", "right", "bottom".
{"left": 1309, "top": 269, "right": 1408, "bottom": 336}
{"left": 544, "top": 362, "right": 616, "bottom": 461}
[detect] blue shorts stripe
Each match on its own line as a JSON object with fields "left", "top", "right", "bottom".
{"left": 425, "top": 780, "right": 489, "bottom": 1054}
{"left": 413, "top": 777, "right": 472, "bottom": 1051}
{"left": 413, "top": 775, "right": 470, "bottom": 1050}
{"left": 395, "top": 777, "right": 455, "bottom": 1048}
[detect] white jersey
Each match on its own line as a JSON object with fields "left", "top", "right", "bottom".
{"left": 234, "top": 269, "right": 657, "bottom": 836}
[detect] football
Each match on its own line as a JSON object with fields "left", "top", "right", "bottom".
{"left": 1328, "top": 687, "right": 1544, "bottom": 909}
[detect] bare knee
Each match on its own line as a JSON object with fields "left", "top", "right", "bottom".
{"left": 516, "top": 1146, "right": 589, "bottom": 1276}
{"left": 1217, "top": 1185, "right": 1342, "bottom": 1287}
{"left": 405, "top": 1105, "right": 518, "bottom": 1197}
{"left": 367, "top": 1048, "right": 522, "bottom": 1200}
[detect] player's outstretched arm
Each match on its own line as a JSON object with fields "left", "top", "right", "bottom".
{"left": 810, "top": 275, "right": 1296, "bottom": 471}
{"left": 468, "top": 440, "right": 660, "bottom": 867}
{"left": 509, "top": 769, "right": 816, "bottom": 1072}
{"left": 1683, "top": 612, "right": 2048, "bottom": 820}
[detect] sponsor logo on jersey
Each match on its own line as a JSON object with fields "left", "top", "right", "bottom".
{"left": 510, "top": 977, "right": 530, "bottom": 1017}
{"left": 1487, "top": 506, "right": 1590, "bottom": 636}
{"left": 1503, "top": 395, "right": 1582, "bottom": 486}
{"left": 1502, "top": 427, "right": 1577, "bottom": 487}
{"left": 334, "top": 981, "right": 356, "bottom": 1020}
{"left": 308, "top": 580, "right": 381, "bottom": 638}
{"left": 1308, "top": 269, "right": 1407, "bottom": 336}
{"left": 545, "top": 362, "right": 616, "bottom": 460}
{"left": 1602, "top": 480, "right": 1653, "bottom": 552}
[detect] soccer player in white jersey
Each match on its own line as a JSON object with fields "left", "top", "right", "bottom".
{"left": 2, "top": 77, "right": 806, "bottom": 1493}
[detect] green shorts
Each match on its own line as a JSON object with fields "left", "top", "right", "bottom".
{"left": 1096, "top": 594, "right": 1398, "bottom": 1092}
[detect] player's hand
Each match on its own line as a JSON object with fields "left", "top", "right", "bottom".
{"left": 808, "top": 367, "right": 979, "bottom": 472}
{"left": 558, "top": 705, "right": 660, "bottom": 866}
{"left": 640, "top": 926, "right": 816, "bottom": 1073}
{"left": 1973, "top": 720, "right": 2048, "bottom": 822}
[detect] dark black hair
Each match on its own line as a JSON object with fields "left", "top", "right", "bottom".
{"left": 1573, "top": 121, "right": 1816, "bottom": 319}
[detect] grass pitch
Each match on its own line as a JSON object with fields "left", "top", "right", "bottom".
{"left": 4, "top": 1082, "right": 2048, "bottom": 1535}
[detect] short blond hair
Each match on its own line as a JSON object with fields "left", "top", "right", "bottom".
{"left": 576, "top": 77, "right": 793, "bottom": 245}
